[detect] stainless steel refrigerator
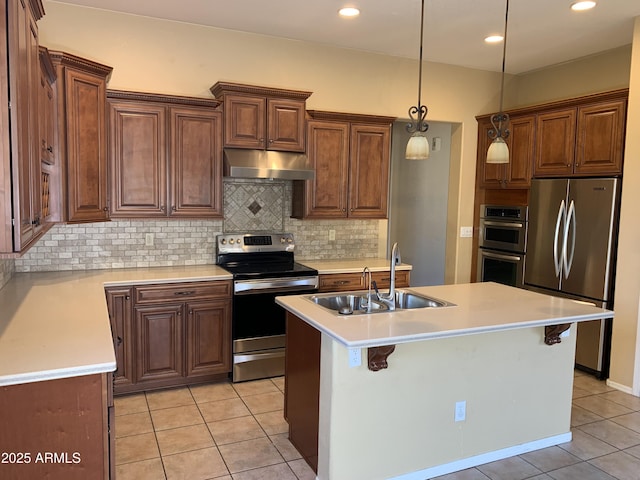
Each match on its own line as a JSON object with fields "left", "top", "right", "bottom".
{"left": 524, "top": 178, "right": 620, "bottom": 378}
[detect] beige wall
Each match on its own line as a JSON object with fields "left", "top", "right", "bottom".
{"left": 511, "top": 45, "right": 632, "bottom": 108}
{"left": 39, "top": 0, "right": 503, "bottom": 285}
{"left": 318, "top": 327, "right": 575, "bottom": 479}
{"left": 609, "top": 18, "right": 640, "bottom": 395}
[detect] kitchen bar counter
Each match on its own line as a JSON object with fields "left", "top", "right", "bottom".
{"left": 276, "top": 282, "right": 614, "bottom": 348}
{"left": 0, "top": 265, "right": 231, "bottom": 387}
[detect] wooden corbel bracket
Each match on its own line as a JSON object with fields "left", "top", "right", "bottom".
{"left": 544, "top": 324, "right": 571, "bottom": 345}
{"left": 367, "top": 345, "right": 396, "bottom": 371}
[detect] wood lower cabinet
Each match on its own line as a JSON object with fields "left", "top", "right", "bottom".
{"left": 50, "top": 51, "right": 112, "bottom": 223}
{"left": 0, "top": 373, "right": 114, "bottom": 480}
{"left": 210, "top": 82, "right": 311, "bottom": 152}
{"left": 292, "top": 111, "right": 394, "bottom": 219}
{"left": 108, "top": 91, "right": 223, "bottom": 218}
{"left": 106, "top": 281, "right": 232, "bottom": 394}
{"left": 105, "top": 287, "right": 134, "bottom": 389}
{"left": 318, "top": 270, "right": 410, "bottom": 293}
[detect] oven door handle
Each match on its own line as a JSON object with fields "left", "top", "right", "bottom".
{"left": 481, "top": 220, "right": 524, "bottom": 229}
{"left": 234, "top": 276, "right": 319, "bottom": 295}
{"left": 481, "top": 251, "right": 523, "bottom": 262}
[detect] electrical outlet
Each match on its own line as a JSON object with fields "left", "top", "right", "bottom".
{"left": 329, "top": 229, "right": 336, "bottom": 241}
{"left": 348, "top": 347, "right": 361, "bottom": 367}
{"left": 460, "top": 226, "right": 473, "bottom": 238}
{"left": 145, "top": 233, "right": 154, "bottom": 246}
{"left": 455, "top": 401, "right": 466, "bottom": 422}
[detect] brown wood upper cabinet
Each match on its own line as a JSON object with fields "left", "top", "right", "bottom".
{"left": 534, "top": 95, "right": 626, "bottom": 177}
{"left": 106, "top": 281, "right": 232, "bottom": 395}
{"left": 292, "top": 111, "right": 394, "bottom": 219}
{"left": 210, "top": 82, "right": 312, "bottom": 152}
{"left": 108, "top": 91, "right": 223, "bottom": 218}
{"left": 50, "top": 50, "right": 112, "bottom": 223}
{"left": 477, "top": 114, "right": 535, "bottom": 189}
{"left": 1, "top": 0, "right": 46, "bottom": 254}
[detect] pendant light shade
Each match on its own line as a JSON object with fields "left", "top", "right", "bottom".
{"left": 487, "top": 0, "right": 511, "bottom": 164}
{"left": 486, "top": 136, "right": 509, "bottom": 164}
{"left": 406, "top": 132, "right": 430, "bottom": 160}
{"left": 405, "top": 0, "right": 429, "bottom": 160}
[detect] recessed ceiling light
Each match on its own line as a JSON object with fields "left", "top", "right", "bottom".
{"left": 338, "top": 7, "right": 360, "bottom": 18}
{"left": 571, "top": 1, "right": 596, "bottom": 11}
{"left": 485, "top": 35, "right": 504, "bottom": 44}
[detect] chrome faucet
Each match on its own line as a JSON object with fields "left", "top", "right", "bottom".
{"left": 362, "top": 266, "right": 373, "bottom": 312}
{"left": 376, "top": 242, "right": 401, "bottom": 311}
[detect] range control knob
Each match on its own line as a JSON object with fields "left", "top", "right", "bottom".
{"left": 237, "top": 238, "right": 242, "bottom": 244}
{"left": 220, "top": 238, "right": 227, "bottom": 245}
{"left": 280, "top": 237, "right": 286, "bottom": 243}
{"left": 287, "top": 237, "right": 293, "bottom": 243}
{"left": 229, "top": 238, "right": 235, "bottom": 244}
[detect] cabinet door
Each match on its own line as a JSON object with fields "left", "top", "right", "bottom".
{"left": 477, "top": 117, "right": 505, "bottom": 188}
{"left": 506, "top": 115, "right": 534, "bottom": 187}
{"left": 39, "top": 70, "right": 55, "bottom": 165}
{"left": 7, "top": 0, "right": 35, "bottom": 248}
{"left": 185, "top": 299, "right": 231, "bottom": 377}
{"left": 109, "top": 100, "right": 167, "bottom": 217}
{"left": 105, "top": 287, "right": 134, "bottom": 390}
{"left": 169, "top": 107, "right": 223, "bottom": 217}
{"left": 27, "top": 11, "right": 42, "bottom": 237}
{"left": 64, "top": 68, "right": 109, "bottom": 222}
{"left": 267, "top": 98, "right": 306, "bottom": 152}
{"left": 575, "top": 100, "right": 626, "bottom": 176}
{"left": 298, "top": 120, "right": 349, "bottom": 218}
{"left": 223, "top": 94, "right": 265, "bottom": 149}
{"left": 135, "top": 303, "right": 184, "bottom": 384}
{"left": 348, "top": 123, "right": 391, "bottom": 218}
{"left": 534, "top": 108, "right": 576, "bottom": 177}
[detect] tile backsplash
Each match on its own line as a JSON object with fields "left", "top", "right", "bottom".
{"left": 14, "top": 179, "right": 381, "bottom": 273}
{"left": 0, "top": 258, "right": 15, "bottom": 289}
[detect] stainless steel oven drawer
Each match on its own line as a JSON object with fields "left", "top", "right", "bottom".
{"left": 233, "top": 348, "right": 285, "bottom": 383}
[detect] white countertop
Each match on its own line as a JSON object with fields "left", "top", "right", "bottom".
{"left": 0, "top": 265, "right": 232, "bottom": 387}
{"left": 300, "top": 258, "right": 412, "bottom": 274}
{"left": 276, "top": 282, "right": 614, "bottom": 348}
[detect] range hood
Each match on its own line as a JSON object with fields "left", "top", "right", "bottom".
{"left": 223, "top": 148, "right": 314, "bottom": 180}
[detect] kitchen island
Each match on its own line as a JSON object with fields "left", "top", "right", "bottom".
{"left": 276, "top": 282, "right": 614, "bottom": 480}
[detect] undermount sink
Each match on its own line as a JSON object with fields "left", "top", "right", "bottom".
{"left": 306, "top": 289, "right": 455, "bottom": 315}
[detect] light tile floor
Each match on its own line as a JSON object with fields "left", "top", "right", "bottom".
{"left": 115, "top": 371, "right": 640, "bottom": 480}
{"left": 114, "top": 376, "right": 315, "bottom": 480}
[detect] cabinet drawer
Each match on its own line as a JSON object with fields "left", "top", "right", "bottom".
{"left": 318, "top": 273, "right": 364, "bottom": 292}
{"left": 372, "top": 270, "right": 410, "bottom": 288}
{"left": 134, "top": 281, "right": 231, "bottom": 303}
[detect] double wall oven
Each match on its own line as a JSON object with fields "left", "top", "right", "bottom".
{"left": 477, "top": 204, "right": 528, "bottom": 288}
{"left": 216, "top": 233, "right": 318, "bottom": 382}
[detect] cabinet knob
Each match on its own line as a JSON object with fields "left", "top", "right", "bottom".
{"left": 160, "top": 205, "right": 166, "bottom": 212}
{"left": 259, "top": 138, "right": 264, "bottom": 143}
{"left": 125, "top": 295, "right": 130, "bottom": 301}
{"left": 189, "top": 310, "right": 193, "bottom": 315}
{"left": 47, "top": 146, "right": 53, "bottom": 153}
{"left": 172, "top": 206, "right": 177, "bottom": 211}
{"left": 116, "top": 336, "right": 123, "bottom": 346}
{"left": 103, "top": 206, "right": 109, "bottom": 212}
{"left": 177, "top": 311, "right": 182, "bottom": 316}
{"left": 269, "top": 139, "right": 274, "bottom": 143}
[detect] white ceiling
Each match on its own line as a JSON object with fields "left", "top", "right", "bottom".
{"left": 51, "top": 0, "right": 640, "bottom": 74}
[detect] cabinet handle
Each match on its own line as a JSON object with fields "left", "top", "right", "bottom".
{"left": 174, "top": 291, "right": 196, "bottom": 296}
{"left": 333, "top": 280, "right": 349, "bottom": 285}
{"left": 116, "top": 336, "right": 123, "bottom": 346}
{"left": 380, "top": 277, "right": 391, "bottom": 282}
{"left": 125, "top": 295, "right": 130, "bottom": 301}
{"left": 47, "top": 146, "right": 53, "bottom": 153}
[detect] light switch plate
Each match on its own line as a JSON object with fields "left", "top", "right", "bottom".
{"left": 460, "top": 226, "right": 473, "bottom": 238}
{"left": 348, "top": 347, "right": 361, "bottom": 367}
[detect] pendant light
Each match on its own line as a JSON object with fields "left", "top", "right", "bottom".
{"left": 405, "top": 0, "right": 429, "bottom": 160}
{"left": 487, "top": 0, "right": 511, "bottom": 164}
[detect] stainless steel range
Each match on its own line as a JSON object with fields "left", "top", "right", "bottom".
{"left": 216, "top": 233, "right": 318, "bottom": 382}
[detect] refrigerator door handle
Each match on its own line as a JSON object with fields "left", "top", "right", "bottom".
{"left": 553, "top": 199, "right": 565, "bottom": 278}
{"left": 563, "top": 200, "right": 577, "bottom": 278}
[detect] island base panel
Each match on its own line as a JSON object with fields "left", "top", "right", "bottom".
{"left": 285, "top": 312, "right": 321, "bottom": 472}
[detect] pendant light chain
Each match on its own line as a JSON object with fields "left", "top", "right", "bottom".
{"left": 406, "top": 0, "right": 429, "bottom": 136}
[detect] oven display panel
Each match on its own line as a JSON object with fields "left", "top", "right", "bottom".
{"left": 244, "top": 236, "right": 273, "bottom": 246}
